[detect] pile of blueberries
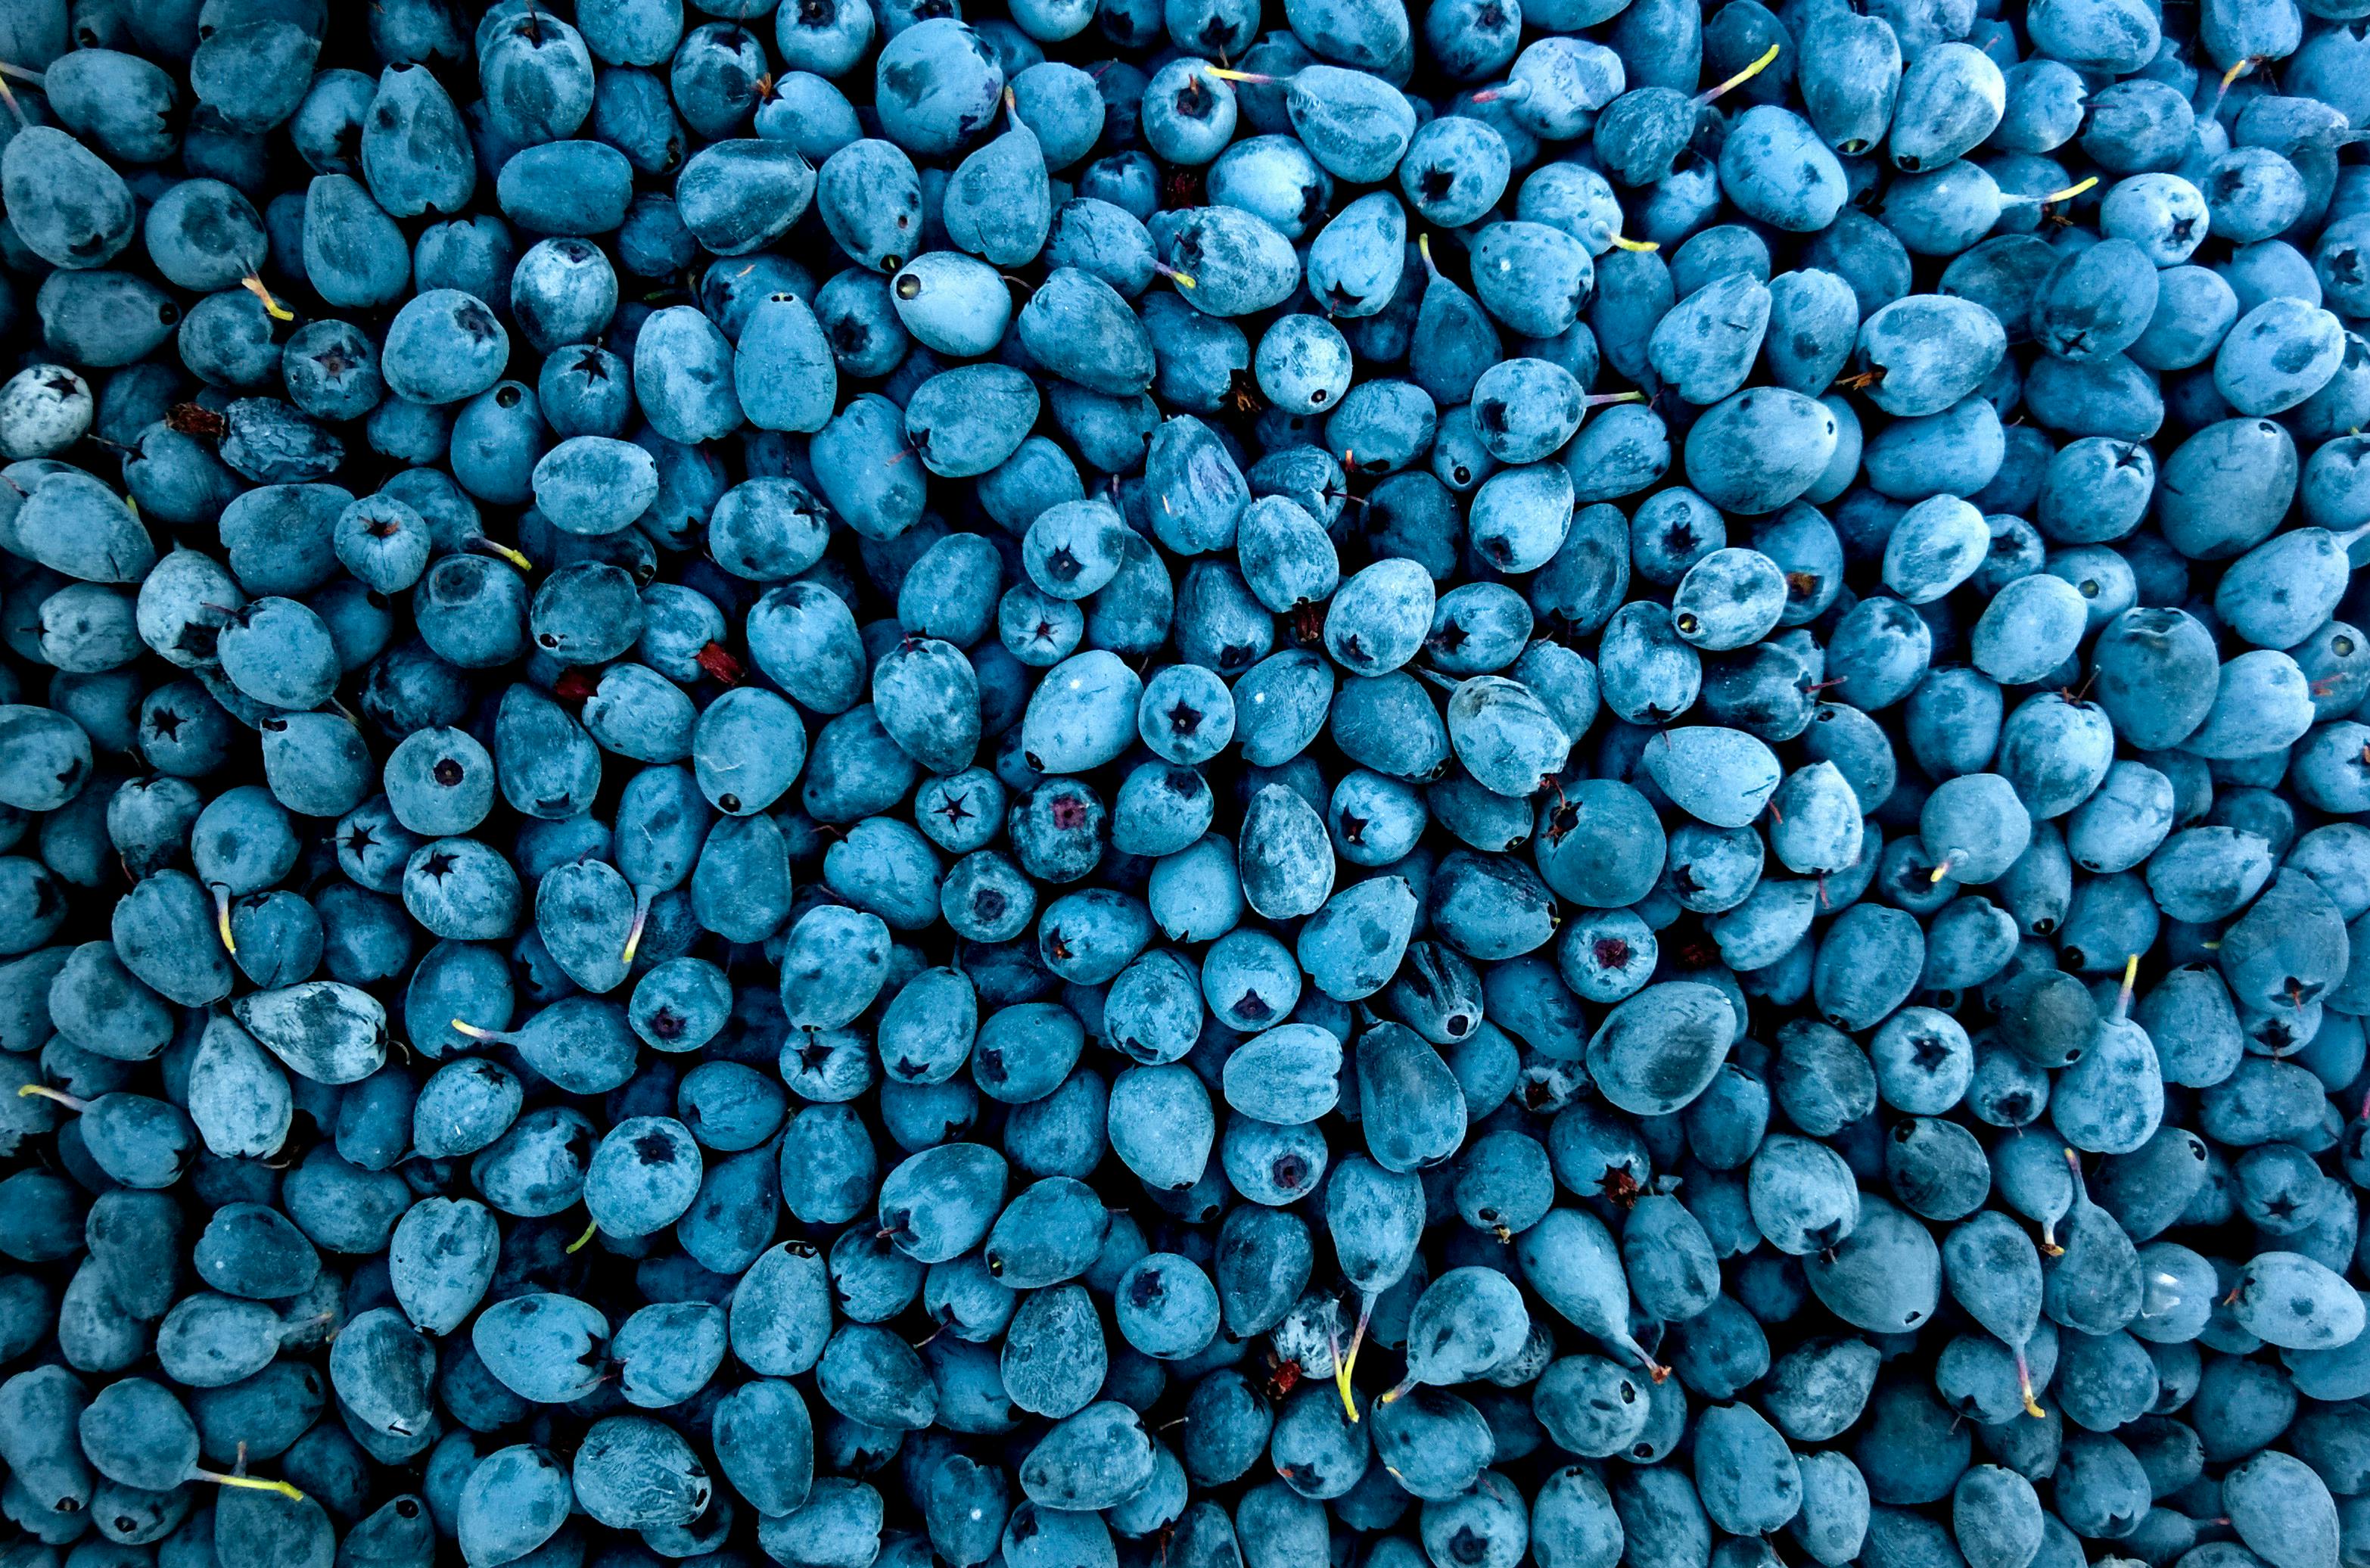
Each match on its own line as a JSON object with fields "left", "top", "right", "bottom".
{"left": 10, "top": 0, "right": 2370, "bottom": 1563}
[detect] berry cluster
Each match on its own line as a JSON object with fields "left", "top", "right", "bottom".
{"left": 2, "top": 2, "right": 2370, "bottom": 1568}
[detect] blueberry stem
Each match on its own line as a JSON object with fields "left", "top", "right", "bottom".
{"left": 241, "top": 274, "right": 294, "bottom": 322}
{"left": 15, "top": 1084, "right": 86, "bottom": 1112}
{"left": 1333, "top": 1288, "right": 1374, "bottom": 1421}
{"left": 465, "top": 534, "right": 533, "bottom": 572}
{"left": 2023, "top": 176, "right": 2098, "bottom": 207}
{"left": 2199, "top": 53, "right": 2260, "bottom": 120}
{"left": 194, "top": 1470, "right": 306, "bottom": 1501}
{"left": 622, "top": 887, "right": 654, "bottom": 965}
{"left": 1695, "top": 43, "right": 1781, "bottom": 107}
